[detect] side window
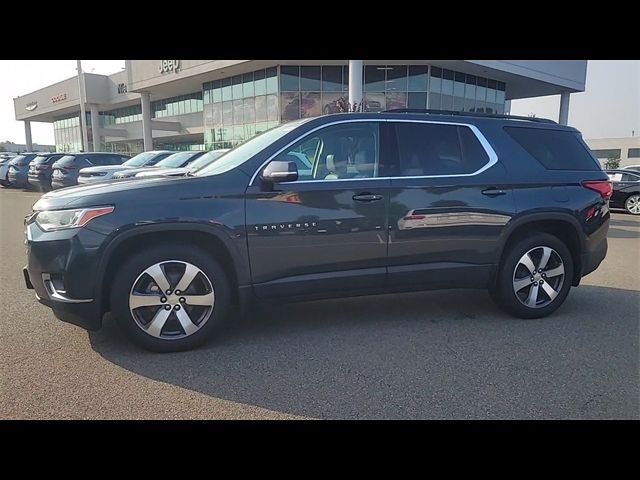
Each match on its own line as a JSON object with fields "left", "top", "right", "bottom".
{"left": 148, "top": 153, "right": 170, "bottom": 165}
{"left": 264, "top": 122, "right": 380, "bottom": 181}
{"left": 392, "top": 122, "right": 489, "bottom": 176}
{"left": 622, "top": 173, "right": 640, "bottom": 182}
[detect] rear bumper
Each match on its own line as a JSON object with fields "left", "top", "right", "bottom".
{"left": 8, "top": 170, "right": 28, "bottom": 186}
{"left": 51, "top": 178, "right": 77, "bottom": 189}
{"left": 577, "top": 214, "right": 609, "bottom": 282}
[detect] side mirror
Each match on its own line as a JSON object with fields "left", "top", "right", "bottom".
{"left": 262, "top": 160, "right": 298, "bottom": 183}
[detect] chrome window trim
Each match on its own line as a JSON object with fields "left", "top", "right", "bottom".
{"left": 248, "top": 118, "right": 499, "bottom": 186}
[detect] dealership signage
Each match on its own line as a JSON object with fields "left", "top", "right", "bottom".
{"left": 51, "top": 93, "right": 67, "bottom": 103}
{"left": 25, "top": 101, "right": 38, "bottom": 111}
{"left": 117, "top": 83, "right": 127, "bottom": 94}
{"left": 159, "top": 60, "right": 181, "bottom": 74}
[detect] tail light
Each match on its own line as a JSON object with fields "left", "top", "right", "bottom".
{"left": 582, "top": 180, "right": 612, "bottom": 200}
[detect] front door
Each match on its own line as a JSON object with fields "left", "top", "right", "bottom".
{"left": 245, "top": 121, "right": 390, "bottom": 298}
{"left": 384, "top": 120, "right": 516, "bottom": 288}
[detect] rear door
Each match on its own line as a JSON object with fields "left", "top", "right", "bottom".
{"left": 384, "top": 120, "right": 515, "bottom": 288}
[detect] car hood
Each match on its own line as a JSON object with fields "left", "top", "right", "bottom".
{"left": 32, "top": 175, "right": 186, "bottom": 211}
{"left": 79, "top": 165, "right": 136, "bottom": 173}
{"left": 136, "top": 167, "right": 189, "bottom": 177}
{"left": 113, "top": 166, "right": 161, "bottom": 177}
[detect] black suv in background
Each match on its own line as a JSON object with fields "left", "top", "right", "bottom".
{"left": 51, "top": 152, "right": 130, "bottom": 189}
{"left": 27, "top": 153, "right": 65, "bottom": 191}
{"left": 23, "top": 111, "right": 611, "bottom": 352}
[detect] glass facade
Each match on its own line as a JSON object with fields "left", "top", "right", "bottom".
{"left": 152, "top": 92, "right": 203, "bottom": 118}
{"left": 100, "top": 105, "right": 142, "bottom": 126}
{"left": 203, "top": 67, "right": 279, "bottom": 150}
{"left": 202, "top": 64, "right": 507, "bottom": 150}
{"left": 53, "top": 113, "right": 92, "bottom": 152}
{"left": 153, "top": 142, "right": 205, "bottom": 151}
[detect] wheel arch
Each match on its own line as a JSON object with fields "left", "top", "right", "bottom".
{"left": 495, "top": 212, "right": 585, "bottom": 287}
{"left": 96, "top": 223, "right": 250, "bottom": 317}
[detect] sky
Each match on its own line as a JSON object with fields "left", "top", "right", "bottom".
{"left": 0, "top": 60, "right": 125, "bottom": 145}
{"left": 0, "top": 60, "right": 638, "bottom": 145}
{"left": 510, "top": 60, "right": 639, "bottom": 139}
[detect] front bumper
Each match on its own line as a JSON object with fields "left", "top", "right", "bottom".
{"left": 24, "top": 221, "right": 107, "bottom": 330}
{"left": 51, "top": 177, "right": 77, "bottom": 189}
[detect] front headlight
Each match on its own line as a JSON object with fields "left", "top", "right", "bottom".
{"left": 35, "top": 206, "right": 114, "bottom": 231}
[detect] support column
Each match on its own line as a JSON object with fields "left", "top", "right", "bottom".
{"left": 90, "top": 104, "right": 100, "bottom": 152}
{"left": 348, "top": 60, "right": 363, "bottom": 111}
{"left": 77, "top": 60, "right": 89, "bottom": 152}
{"left": 559, "top": 92, "right": 571, "bottom": 125}
{"left": 140, "top": 92, "right": 153, "bottom": 151}
{"left": 24, "top": 120, "right": 33, "bottom": 151}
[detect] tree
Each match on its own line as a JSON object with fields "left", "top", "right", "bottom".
{"left": 604, "top": 152, "right": 620, "bottom": 170}
{"left": 0, "top": 145, "right": 5, "bottom": 152}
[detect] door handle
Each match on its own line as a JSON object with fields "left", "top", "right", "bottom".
{"left": 481, "top": 188, "right": 507, "bottom": 197}
{"left": 353, "top": 193, "right": 383, "bottom": 202}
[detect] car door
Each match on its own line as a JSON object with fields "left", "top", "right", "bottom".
{"left": 384, "top": 120, "right": 516, "bottom": 288}
{"left": 245, "top": 120, "right": 391, "bottom": 299}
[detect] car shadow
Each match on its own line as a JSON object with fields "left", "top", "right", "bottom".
{"left": 89, "top": 285, "right": 640, "bottom": 419}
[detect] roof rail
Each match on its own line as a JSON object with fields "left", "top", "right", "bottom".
{"left": 383, "top": 108, "right": 557, "bottom": 124}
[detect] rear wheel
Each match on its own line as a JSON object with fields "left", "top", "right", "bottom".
{"left": 110, "top": 244, "right": 231, "bottom": 352}
{"left": 491, "top": 232, "right": 574, "bottom": 319}
{"left": 625, "top": 194, "right": 640, "bottom": 215}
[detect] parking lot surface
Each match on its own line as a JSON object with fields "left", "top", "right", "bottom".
{"left": 1, "top": 187, "right": 638, "bottom": 419}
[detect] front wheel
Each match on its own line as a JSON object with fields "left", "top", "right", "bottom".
{"left": 625, "top": 194, "right": 640, "bottom": 215}
{"left": 491, "top": 233, "right": 574, "bottom": 319}
{"left": 110, "top": 244, "right": 231, "bottom": 352}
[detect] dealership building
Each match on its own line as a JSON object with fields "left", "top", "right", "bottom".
{"left": 13, "top": 60, "right": 588, "bottom": 154}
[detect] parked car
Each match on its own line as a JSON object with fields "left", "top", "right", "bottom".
{"left": 621, "top": 164, "right": 640, "bottom": 173}
{"left": 6, "top": 153, "right": 41, "bottom": 188}
{"left": 605, "top": 169, "right": 640, "bottom": 214}
{"left": 51, "top": 152, "right": 130, "bottom": 189}
{"left": 112, "top": 151, "right": 206, "bottom": 180}
{"left": 0, "top": 155, "right": 14, "bottom": 186}
{"left": 27, "top": 153, "right": 65, "bottom": 192}
{"left": 135, "top": 149, "right": 230, "bottom": 179}
{"left": 78, "top": 150, "right": 173, "bottom": 185}
{"left": 24, "top": 111, "right": 611, "bottom": 352}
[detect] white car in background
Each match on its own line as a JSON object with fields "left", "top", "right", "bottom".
{"left": 77, "top": 150, "right": 173, "bottom": 184}
{"left": 135, "top": 149, "right": 230, "bottom": 179}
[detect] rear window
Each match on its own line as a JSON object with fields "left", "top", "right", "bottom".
{"left": 505, "top": 126, "right": 600, "bottom": 171}
{"left": 56, "top": 155, "right": 80, "bottom": 166}
{"left": 32, "top": 155, "right": 60, "bottom": 165}
{"left": 12, "top": 154, "right": 36, "bottom": 166}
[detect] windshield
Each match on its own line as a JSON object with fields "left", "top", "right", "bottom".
{"left": 188, "top": 150, "right": 229, "bottom": 171}
{"left": 123, "top": 151, "right": 165, "bottom": 167}
{"left": 195, "top": 119, "right": 311, "bottom": 176}
{"left": 156, "top": 152, "right": 202, "bottom": 168}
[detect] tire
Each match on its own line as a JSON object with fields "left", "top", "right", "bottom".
{"left": 110, "top": 243, "right": 231, "bottom": 352}
{"left": 491, "top": 232, "right": 574, "bottom": 319}
{"left": 624, "top": 194, "right": 640, "bottom": 215}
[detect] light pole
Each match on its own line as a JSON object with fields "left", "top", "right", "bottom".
{"left": 77, "top": 60, "right": 90, "bottom": 151}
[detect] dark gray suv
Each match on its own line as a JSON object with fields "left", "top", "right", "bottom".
{"left": 24, "top": 111, "right": 611, "bottom": 352}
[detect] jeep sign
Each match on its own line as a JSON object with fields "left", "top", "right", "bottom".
{"left": 159, "top": 60, "right": 181, "bottom": 74}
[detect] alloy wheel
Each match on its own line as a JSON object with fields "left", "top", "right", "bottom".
{"left": 129, "top": 260, "right": 215, "bottom": 340}
{"left": 512, "top": 246, "right": 565, "bottom": 309}
{"left": 625, "top": 195, "right": 640, "bottom": 215}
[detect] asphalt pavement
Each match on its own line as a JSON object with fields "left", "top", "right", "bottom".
{"left": 1, "top": 187, "right": 638, "bottom": 419}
